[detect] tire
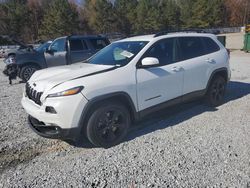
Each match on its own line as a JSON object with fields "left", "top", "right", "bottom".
{"left": 206, "top": 75, "right": 227, "bottom": 107}
{"left": 86, "top": 101, "right": 130, "bottom": 148}
{"left": 20, "top": 65, "right": 39, "bottom": 82}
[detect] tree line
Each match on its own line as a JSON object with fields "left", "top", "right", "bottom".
{"left": 0, "top": 0, "right": 249, "bottom": 43}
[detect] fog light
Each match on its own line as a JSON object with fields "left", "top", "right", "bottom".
{"left": 45, "top": 106, "right": 57, "bottom": 114}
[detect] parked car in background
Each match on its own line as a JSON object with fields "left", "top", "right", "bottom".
{"left": 0, "top": 46, "right": 19, "bottom": 58}
{"left": 0, "top": 35, "right": 41, "bottom": 58}
{"left": 4, "top": 35, "right": 110, "bottom": 82}
{"left": 21, "top": 32, "right": 230, "bottom": 147}
{"left": 2, "top": 41, "right": 52, "bottom": 83}
{"left": 2, "top": 41, "right": 34, "bottom": 59}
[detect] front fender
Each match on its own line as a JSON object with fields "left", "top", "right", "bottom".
{"left": 16, "top": 53, "right": 47, "bottom": 69}
{"left": 77, "top": 92, "right": 139, "bottom": 131}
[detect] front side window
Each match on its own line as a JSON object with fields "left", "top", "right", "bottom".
{"left": 35, "top": 42, "right": 52, "bottom": 52}
{"left": 70, "top": 39, "right": 87, "bottom": 51}
{"left": 142, "top": 38, "right": 176, "bottom": 66}
{"left": 178, "top": 37, "right": 206, "bottom": 61}
{"left": 50, "top": 38, "right": 66, "bottom": 52}
{"left": 88, "top": 41, "right": 148, "bottom": 66}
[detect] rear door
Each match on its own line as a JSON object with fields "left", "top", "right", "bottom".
{"left": 69, "top": 39, "right": 91, "bottom": 63}
{"left": 177, "top": 37, "right": 213, "bottom": 95}
{"left": 45, "top": 38, "right": 67, "bottom": 67}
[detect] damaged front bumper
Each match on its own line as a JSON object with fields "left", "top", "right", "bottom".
{"left": 28, "top": 115, "right": 80, "bottom": 141}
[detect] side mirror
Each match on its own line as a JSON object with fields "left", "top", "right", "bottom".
{"left": 45, "top": 47, "right": 50, "bottom": 53}
{"left": 141, "top": 57, "right": 159, "bottom": 67}
{"left": 45, "top": 47, "right": 53, "bottom": 54}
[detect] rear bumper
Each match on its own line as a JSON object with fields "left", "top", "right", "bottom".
{"left": 28, "top": 115, "right": 79, "bottom": 140}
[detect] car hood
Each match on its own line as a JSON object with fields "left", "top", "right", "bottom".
{"left": 29, "top": 63, "right": 116, "bottom": 92}
{"left": 16, "top": 48, "right": 38, "bottom": 55}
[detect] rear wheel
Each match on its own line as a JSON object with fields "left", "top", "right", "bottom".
{"left": 206, "top": 76, "right": 227, "bottom": 107}
{"left": 20, "top": 65, "right": 39, "bottom": 82}
{"left": 86, "top": 101, "right": 130, "bottom": 148}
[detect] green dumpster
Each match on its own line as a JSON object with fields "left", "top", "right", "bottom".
{"left": 217, "top": 36, "right": 226, "bottom": 47}
{"left": 243, "top": 33, "right": 250, "bottom": 52}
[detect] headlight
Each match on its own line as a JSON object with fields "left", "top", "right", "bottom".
{"left": 47, "top": 86, "right": 84, "bottom": 98}
{"left": 4, "top": 57, "right": 16, "bottom": 65}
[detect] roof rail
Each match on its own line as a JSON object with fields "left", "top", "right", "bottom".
{"left": 67, "top": 34, "right": 105, "bottom": 38}
{"left": 154, "top": 29, "right": 208, "bottom": 37}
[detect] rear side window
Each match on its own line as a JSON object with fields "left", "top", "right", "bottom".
{"left": 202, "top": 37, "right": 220, "bottom": 54}
{"left": 89, "top": 39, "right": 109, "bottom": 50}
{"left": 70, "top": 39, "right": 87, "bottom": 51}
{"left": 143, "top": 38, "right": 177, "bottom": 66}
{"left": 178, "top": 37, "right": 206, "bottom": 61}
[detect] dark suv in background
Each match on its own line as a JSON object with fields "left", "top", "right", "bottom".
{"left": 4, "top": 35, "right": 110, "bottom": 82}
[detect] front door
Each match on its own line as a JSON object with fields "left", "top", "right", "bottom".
{"left": 136, "top": 38, "right": 184, "bottom": 111}
{"left": 45, "top": 37, "right": 67, "bottom": 67}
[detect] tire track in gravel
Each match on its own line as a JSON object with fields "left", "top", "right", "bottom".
{"left": 0, "top": 140, "right": 69, "bottom": 174}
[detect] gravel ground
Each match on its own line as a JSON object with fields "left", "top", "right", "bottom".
{"left": 0, "top": 51, "right": 250, "bottom": 187}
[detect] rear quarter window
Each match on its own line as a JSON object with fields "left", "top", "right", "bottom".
{"left": 89, "top": 38, "right": 109, "bottom": 50}
{"left": 202, "top": 37, "right": 220, "bottom": 54}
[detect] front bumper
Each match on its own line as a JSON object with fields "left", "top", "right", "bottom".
{"left": 28, "top": 115, "right": 79, "bottom": 140}
{"left": 22, "top": 92, "right": 88, "bottom": 133}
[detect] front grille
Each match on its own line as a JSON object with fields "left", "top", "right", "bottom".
{"left": 26, "top": 83, "right": 43, "bottom": 105}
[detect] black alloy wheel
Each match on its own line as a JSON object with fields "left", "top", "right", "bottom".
{"left": 86, "top": 102, "right": 130, "bottom": 148}
{"left": 20, "top": 65, "right": 38, "bottom": 82}
{"left": 206, "top": 76, "right": 226, "bottom": 106}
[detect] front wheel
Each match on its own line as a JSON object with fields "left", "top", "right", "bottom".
{"left": 20, "top": 65, "right": 38, "bottom": 82}
{"left": 86, "top": 102, "right": 130, "bottom": 148}
{"left": 206, "top": 76, "right": 227, "bottom": 107}
{"left": 8, "top": 54, "right": 15, "bottom": 58}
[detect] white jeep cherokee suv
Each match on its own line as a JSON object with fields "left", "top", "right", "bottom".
{"left": 21, "top": 32, "right": 230, "bottom": 147}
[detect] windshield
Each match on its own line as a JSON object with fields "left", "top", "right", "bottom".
{"left": 35, "top": 42, "right": 52, "bottom": 52}
{"left": 88, "top": 41, "right": 148, "bottom": 66}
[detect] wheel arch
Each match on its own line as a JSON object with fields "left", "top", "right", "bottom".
{"left": 18, "top": 62, "right": 41, "bottom": 69}
{"left": 18, "top": 63, "right": 42, "bottom": 81}
{"left": 8, "top": 53, "right": 16, "bottom": 57}
{"left": 206, "top": 68, "right": 229, "bottom": 91}
{"left": 78, "top": 92, "right": 138, "bottom": 131}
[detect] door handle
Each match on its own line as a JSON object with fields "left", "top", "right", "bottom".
{"left": 206, "top": 58, "right": 215, "bottom": 64}
{"left": 171, "top": 66, "right": 182, "bottom": 72}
